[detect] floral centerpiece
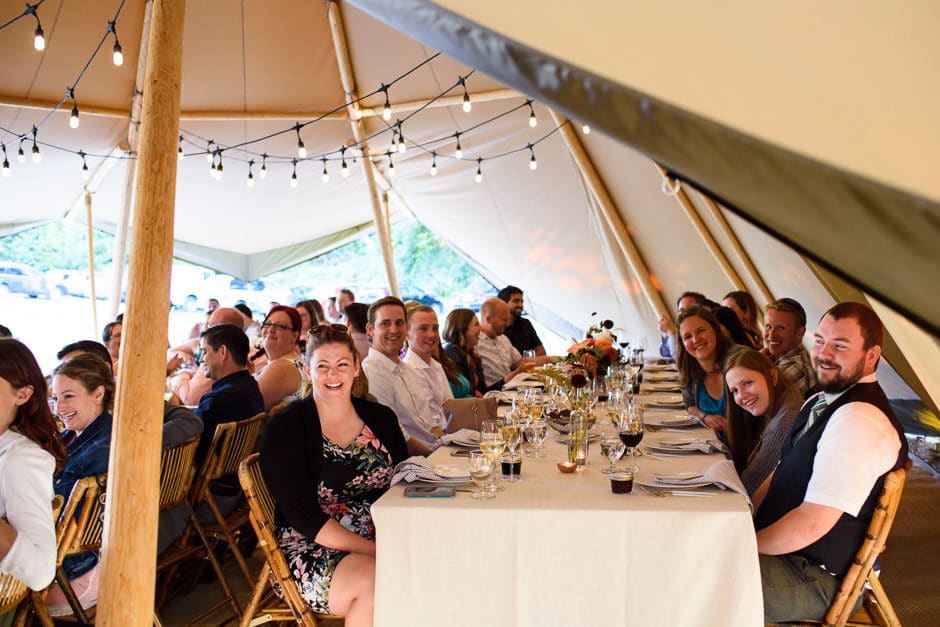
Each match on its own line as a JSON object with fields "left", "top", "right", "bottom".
{"left": 565, "top": 314, "right": 623, "bottom": 377}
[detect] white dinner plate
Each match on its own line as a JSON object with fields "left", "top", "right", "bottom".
{"left": 659, "top": 437, "right": 696, "bottom": 447}
{"left": 432, "top": 465, "right": 472, "bottom": 480}
{"left": 645, "top": 415, "right": 699, "bottom": 428}
{"left": 644, "top": 444, "right": 703, "bottom": 455}
{"left": 636, "top": 477, "right": 713, "bottom": 489}
{"left": 652, "top": 471, "right": 703, "bottom": 481}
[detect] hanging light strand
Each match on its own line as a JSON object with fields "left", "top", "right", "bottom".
{"left": 78, "top": 150, "right": 90, "bottom": 180}
{"left": 1, "top": 144, "right": 10, "bottom": 177}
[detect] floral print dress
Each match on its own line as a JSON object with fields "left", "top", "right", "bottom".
{"left": 277, "top": 424, "right": 392, "bottom": 613}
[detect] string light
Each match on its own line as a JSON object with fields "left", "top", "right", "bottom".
{"left": 397, "top": 121, "right": 406, "bottom": 154}
{"left": 341, "top": 147, "right": 349, "bottom": 177}
{"left": 460, "top": 77, "right": 471, "bottom": 112}
{"left": 108, "top": 21, "right": 123, "bottom": 66}
{"left": 17, "top": 140, "right": 25, "bottom": 164}
{"left": 26, "top": 4, "right": 45, "bottom": 51}
{"left": 247, "top": 159, "right": 255, "bottom": 187}
{"left": 67, "top": 89, "right": 79, "bottom": 128}
{"left": 31, "top": 128, "right": 40, "bottom": 164}
{"left": 381, "top": 84, "right": 392, "bottom": 121}
{"left": 454, "top": 132, "right": 463, "bottom": 159}
{"left": 389, "top": 128, "right": 399, "bottom": 154}
{"left": 177, "top": 135, "right": 184, "bottom": 160}
{"left": 321, "top": 157, "right": 329, "bottom": 183}
{"left": 290, "top": 159, "right": 298, "bottom": 188}
{"left": 260, "top": 153, "right": 268, "bottom": 178}
{"left": 387, "top": 152, "right": 395, "bottom": 177}
{"left": 205, "top": 140, "right": 215, "bottom": 164}
{"left": 581, "top": 123, "right": 591, "bottom": 135}
{"left": 295, "top": 125, "right": 307, "bottom": 158}
{"left": 78, "top": 150, "right": 90, "bottom": 180}
{"left": 528, "top": 100, "right": 537, "bottom": 128}
{"left": 215, "top": 152, "right": 223, "bottom": 180}
{"left": 475, "top": 158, "right": 483, "bottom": 183}
{"left": 528, "top": 144, "right": 537, "bottom": 171}
{"left": 1, "top": 145, "right": 9, "bottom": 177}
{"left": 429, "top": 151, "right": 437, "bottom": 176}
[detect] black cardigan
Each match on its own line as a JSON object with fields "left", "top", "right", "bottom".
{"left": 259, "top": 395, "right": 408, "bottom": 542}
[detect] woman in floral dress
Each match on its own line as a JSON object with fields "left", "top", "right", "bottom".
{"left": 260, "top": 324, "right": 408, "bottom": 625}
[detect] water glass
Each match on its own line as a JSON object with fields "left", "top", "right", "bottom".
{"left": 468, "top": 452, "right": 495, "bottom": 499}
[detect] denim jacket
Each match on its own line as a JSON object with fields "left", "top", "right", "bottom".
{"left": 56, "top": 411, "right": 112, "bottom": 580}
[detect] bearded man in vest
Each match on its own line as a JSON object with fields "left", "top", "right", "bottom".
{"left": 751, "top": 301, "right": 908, "bottom": 622}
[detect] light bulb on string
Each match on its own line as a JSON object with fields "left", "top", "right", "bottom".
{"left": 17, "top": 140, "right": 25, "bottom": 164}
{"left": 387, "top": 152, "right": 396, "bottom": 177}
{"left": 527, "top": 100, "right": 537, "bottom": 128}
{"left": 321, "top": 158, "right": 329, "bottom": 183}
{"left": 215, "top": 154, "right": 224, "bottom": 180}
{"left": 109, "top": 21, "right": 123, "bottom": 66}
{"left": 389, "top": 130, "right": 399, "bottom": 154}
{"left": 79, "top": 151, "right": 90, "bottom": 181}
{"left": 475, "top": 158, "right": 483, "bottom": 183}
{"left": 460, "top": 77, "right": 471, "bottom": 112}
{"left": 290, "top": 160, "right": 299, "bottom": 188}
{"left": 31, "top": 129, "right": 40, "bottom": 164}
{"left": 581, "top": 123, "right": 590, "bottom": 135}
{"left": 27, "top": 4, "right": 44, "bottom": 50}
{"left": 528, "top": 144, "right": 537, "bottom": 171}
{"left": 397, "top": 122, "right": 406, "bottom": 154}
{"left": 1, "top": 145, "right": 9, "bottom": 177}
{"left": 177, "top": 135, "right": 184, "bottom": 161}
{"left": 205, "top": 140, "right": 215, "bottom": 164}
{"left": 69, "top": 104, "right": 80, "bottom": 128}
{"left": 341, "top": 148, "right": 350, "bottom": 177}
{"left": 294, "top": 125, "right": 307, "bottom": 158}
{"left": 454, "top": 132, "right": 463, "bottom": 159}
{"left": 260, "top": 154, "right": 268, "bottom": 179}
{"left": 247, "top": 160, "right": 255, "bottom": 187}
{"left": 430, "top": 152, "right": 438, "bottom": 176}
{"left": 209, "top": 151, "right": 218, "bottom": 179}
{"left": 381, "top": 84, "right": 391, "bottom": 121}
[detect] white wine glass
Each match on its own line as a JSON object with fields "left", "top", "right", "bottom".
{"left": 479, "top": 420, "right": 506, "bottom": 492}
{"left": 468, "top": 452, "right": 495, "bottom": 499}
{"left": 600, "top": 432, "right": 626, "bottom": 473}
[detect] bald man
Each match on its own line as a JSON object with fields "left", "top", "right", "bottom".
{"left": 476, "top": 298, "right": 555, "bottom": 387}
{"left": 168, "top": 307, "right": 248, "bottom": 404}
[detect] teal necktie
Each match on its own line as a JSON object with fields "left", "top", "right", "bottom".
{"left": 798, "top": 395, "right": 828, "bottom": 440}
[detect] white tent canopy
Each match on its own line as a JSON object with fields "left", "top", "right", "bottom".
{"left": 1, "top": 0, "right": 938, "bottom": 411}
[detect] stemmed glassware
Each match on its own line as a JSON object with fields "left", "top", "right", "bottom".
{"left": 523, "top": 419, "right": 548, "bottom": 459}
{"left": 619, "top": 404, "right": 644, "bottom": 472}
{"left": 600, "top": 432, "right": 626, "bottom": 473}
{"left": 499, "top": 415, "right": 524, "bottom": 483}
{"left": 468, "top": 452, "right": 495, "bottom": 499}
{"left": 479, "top": 420, "right": 506, "bottom": 493}
{"left": 606, "top": 389, "right": 626, "bottom": 429}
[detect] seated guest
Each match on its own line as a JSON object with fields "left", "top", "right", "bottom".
{"left": 0, "top": 340, "right": 67, "bottom": 592}
{"left": 169, "top": 307, "right": 248, "bottom": 405}
{"left": 437, "top": 338, "right": 475, "bottom": 399}
{"left": 714, "top": 306, "right": 756, "bottom": 348}
{"left": 295, "top": 300, "right": 323, "bottom": 345}
{"left": 677, "top": 305, "right": 737, "bottom": 431}
{"left": 659, "top": 291, "right": 706, "bottom": 359}
{"left": 156, "top": 402, "right": 204, "bottom": 553}
{"left": 46, "top": 353, "right": 115, "bottom": 616}
{"left": 260, "top": 324, "right": 407, "bottom": 625}
{"left": 497, "top": 285, "right": 545, "bottom": 356}
{"left": 724, "top": 349, "right": 802, "bottom": 495}
{"left": 753, "top": 302, "right": 907, "bottom": 622}
{"left": 722, "top": 290, "right": 763, "bottom": 349}
{"left": 337, "top": 289, "right": 355, "bottom": 323}
{"left": 442, "top": 309, "right": 494, "bottom": 397}
{"left": 101, "top": 320, "right": 122, "bottom": 369}
{"left": 476, "top": 299, "right": 540, "bottom": 389}
{"left": 187, "top": 298, "right": 221, "bottom": 340}
{"left": 362, "top": 297, "right": 445, "bottom": 454}
{"left": 325, "top": 296, "right": 341, "bottom": 323}
{"left": 403, "top": 306, "right": 454, "bottom": 407}
{"left": 763, "top": 298, "right": 817, "bottom": 397}
{"left": 254, "top": 306, "right": 311, "bottom": 409}
{"left": 345, "top": 303, "right": 371, "bottom": 360}
{"left": 235, "top": 303, "right": 262, "bottom": 339}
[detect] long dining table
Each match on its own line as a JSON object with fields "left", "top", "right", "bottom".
{"left": 371, "top": 385, "right": 763, "bottom": 626}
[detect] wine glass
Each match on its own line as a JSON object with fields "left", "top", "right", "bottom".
{"left": 479, "top": 420, "right": 506, "bottom": 493}
{"left": 468, "top": 452, "right": 495, "bottom": 499}
{"left": 606, "top": 390, "right": 626, "bottom": 429}
{"left": 523, "top": 419, "right": 548, "bottom": 459}
{"left": 500, "top": 417, "right": 524, "bottom": 483}
{"left": 600, "top": 433, "right": 626, "bottom": 473}
{"left": 619, "top": 410, "right": 644, "bottom": 472}
{"left": 523, "top": 388, "right": 543, "bottom": 425}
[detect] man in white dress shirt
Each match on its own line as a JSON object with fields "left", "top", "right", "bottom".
{"left": 362, "top": 296, "right": 447, "bottom": 455}
{"left": 402, "top": 305, "right": 454, "bottom": 407}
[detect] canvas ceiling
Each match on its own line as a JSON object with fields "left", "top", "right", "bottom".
{"left": 1, "top": 1, "right": 939, "bottom": 409}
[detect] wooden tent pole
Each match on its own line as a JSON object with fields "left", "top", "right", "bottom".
{"left": 327, "top": 0, "right": 400, "bottom": 296}
{"left": 84, "top": 192, "right": 98, "bottom": 337}
{"left": 96, "top": 0, "right": 185, "bottom": 623}
{"left": 695, "top": 191, "right": 775, "bottom": 307}
{"left": 653, "top": 164, "right": 746, "bottom": 292}
{"left": 108, "top": 0, "right": 154, "bottom": 320}
{"left": 549, "top": 110, "right": 671, "bottom": 324}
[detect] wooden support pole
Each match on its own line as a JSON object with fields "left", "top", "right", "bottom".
{"left": 84, "top": 192, "right": 98, "bottom": 337}
{"left": 327, "top": 0, "right": 399, "bottom": 296}
{"left": 695, "top": 191, "right": 775, "bottom": 307}
{"left": 549, "top": 110, "right": 671, "bottom": 324}
{"left": 653, "top": 164, "right": 747, "bottom": 292}
{"left": 96, "top": 0, "right": 186, "bottom": 623}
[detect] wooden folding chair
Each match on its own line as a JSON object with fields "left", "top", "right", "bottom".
{"left": 153, "top": 435, "right": 243, "bottom": 623}
{"left": 4, "top": 494, "right": 65, "bottom": 627}
{"left": 769, "top": 459, "right": 911, "bottom": 627}
{"left": 51, "top": 473, "right": 108, "bottom": 624}
{"left": 237, "top": 453, "right": 342, "bottom": 626}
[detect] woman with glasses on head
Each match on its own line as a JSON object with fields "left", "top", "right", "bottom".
{"left": 442, "top": 308, "right": 500, "bottom": 396}
{"left": 254, "top": 305, "right": 312, "bottom": 409}
{"left": 260, "top": 324, "right": 408, "bottom": 626}
{"left": 295, "top": 299, "right": 326, "bottom": 343}
{"left": 0, "top": 339, "right": 67, "bottom": 593}
{"left": 45, "top": 352, "right": 115, "bottom": 616}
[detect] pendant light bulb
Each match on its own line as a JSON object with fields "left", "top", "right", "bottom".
{"left": 2, "top": 158, "right": 9, "bottom": 177}
{"left": 17, "top": 142, "right": 25, "bottom": 164}
{"left": 430, "top": 152, "right": 438, "bottom": 177}
{"left": 34, "top": 25, "right": 45, "bottom": 51}
{"left": 31, "top": 143, "right": 40, "bottom": 164}
{"left": 475, "top": 159, "right": 483, "bottom": 184}
{"left": 527, "top": 101, "right": 537, "bottom": 128}
{"left": 529, "top": 146, "right": 538, "bottom": 171}
{"left": 388, "top": 153, "right": 395, "bottom": 177}
{"left": 260, "top": 154, "right": 268, "bottom": 179}
{"left": 321, "top": 159, "right": 329, "bottom": 183}
{"left": 382, "top": 86, "right": 392, "bottom": 121}
{"left": 247, "top": 160, "right": 255, "bottom": 187}
{"left": 82, "top": 162, "right": 90, "bottom": 180}
{"left": 462, "top": 91, "right": 471, "bottom": 113}
{"left": 290, "top": 161, "right": 299, "bottom": 188}
{"left": 296, "top": 126, "right": 307, "bottom": 158}
{"left": 112, "top": 41, "right": 123, "bottom": 66}
{"left": 454, "top": 133, "right": 463, "bottom": 159}
{"left": 177, "top": 136, "right": 184, "bottom": 161}
{"left": 581, "top": 123, "right": 591, "bottom": 135}
{"left": 341, "top": 159, "right": 349, "bottom": 178}
{"left": 69, "top": 105, "right": 80, "bottom": 128}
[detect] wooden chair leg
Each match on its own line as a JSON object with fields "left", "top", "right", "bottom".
{"left": 239, "top": 562, "right": 273, "bottom": 627}
{"left": 27, "top": 589, "right": 55, "bottom": 627}
{"left": 54, "top": 565, "right": 92, "bottom": 624}
{"left": 187, "top": 514, "right": 243, "bottom": 622}
{"left": 204, "top": 492, "right": 253, "bottom": 586}
{"left": 866, "top": 572, "right": 901, "bottom": 627}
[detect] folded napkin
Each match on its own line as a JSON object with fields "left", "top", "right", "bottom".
{"left": 503, "top": 373, "right": 543, "bottom": 390}
{"left": 645, "top": 372, "right": 679, "bottom": 382}
{"left": 441, "top": 429, "right": 479, "bottom": 447}
{"left": 653, "top": 459, "right": 752, "bottom": 510}
{"left": 642, "top": 383, "right": 682, "bottom": 392}
{"left": 391, "top": 456, "right": 469, "bottom": 486}
{"left": 658, "top": 438, "right": 728, "bottom": 454}
{"left": 644, "top": 394, "right": 685, "bottom": 408}
{"left": 484, "top": 390, "right": 516, "bottom": 403}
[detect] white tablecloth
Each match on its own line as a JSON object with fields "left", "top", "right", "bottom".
{"left": 372, "top": 405, "right": 763, "bottom": 627}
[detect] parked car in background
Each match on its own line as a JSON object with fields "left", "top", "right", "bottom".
{"left": 0, "top": 262, "right": 49, "bottom": 298}
{"left": 44, "top": 269, "right": 86, "bottom": 298}
{"left": 399, "top": 283, "right": 443, "bottom": 313}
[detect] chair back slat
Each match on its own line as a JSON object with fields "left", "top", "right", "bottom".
{"left": 158, "top": 435, "right": 200, "bottom": 511}
{"left": 0, "top": 572, "right": 28, "bottom": 614}
{"left": 823, "top": 461, "right": 909, "bottom": 627}
{"left": 207, "top": 412, "right": 264, "bottom": 481}
{"left": 58, "top": 473, "right": 108, "bottom": 558}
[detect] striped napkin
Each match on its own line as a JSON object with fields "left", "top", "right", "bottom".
{"left": 654, "top": 459, "right": 752, "bottom": 510}
{"left": 391, "top": 456, "right": 469, "bottom": 485}
{"left": 658, "top": 437, "right": 727, "bottom": 454}
{"left": 441, "top": 429, "right": 479, "bottom": 448}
